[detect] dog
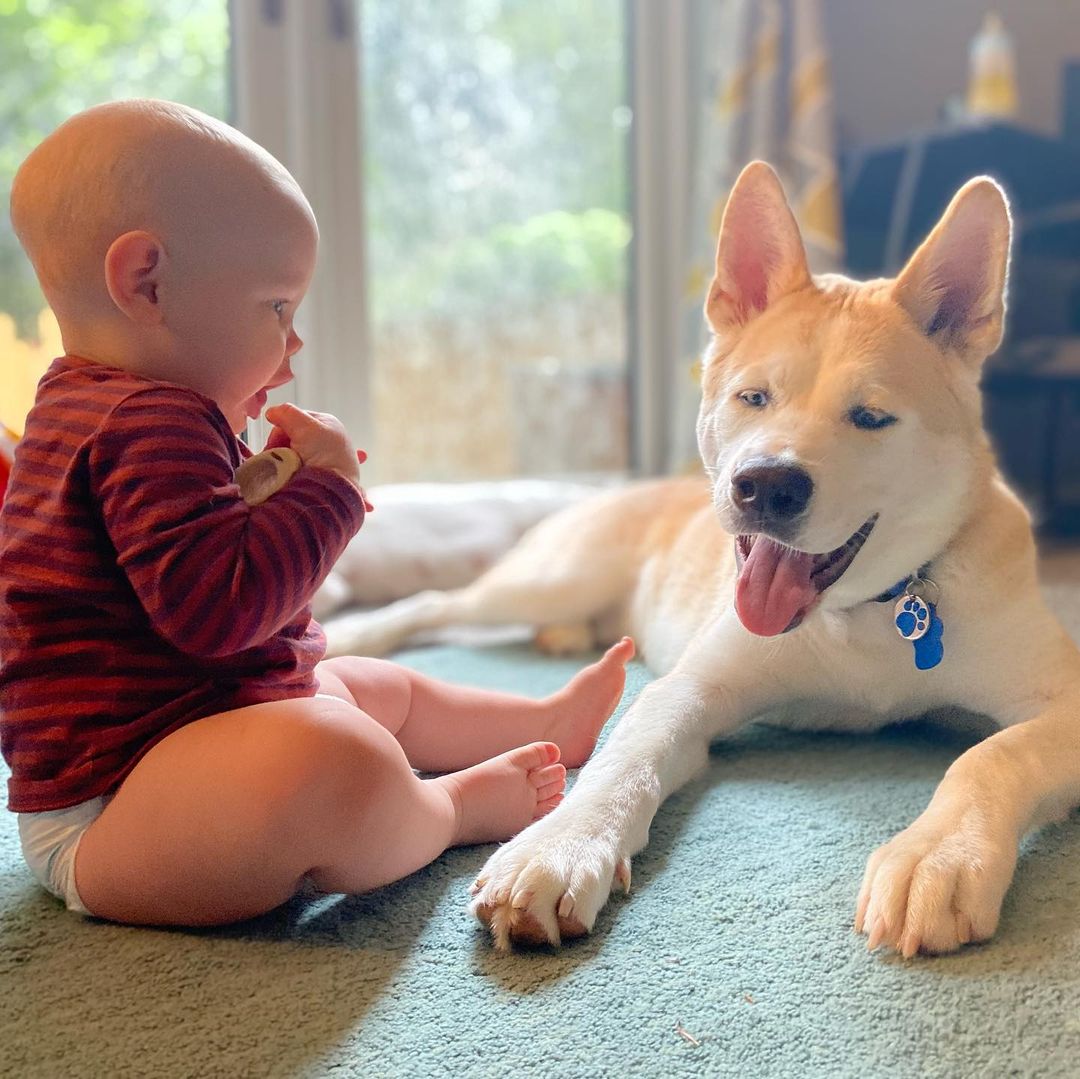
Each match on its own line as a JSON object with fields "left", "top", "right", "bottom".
{"left": 325, "top": 161, "right": 1080, "bottom": 956}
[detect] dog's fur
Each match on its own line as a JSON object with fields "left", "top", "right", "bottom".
{"left": 326, "top": 163, "right": 1080, "bottom": 956}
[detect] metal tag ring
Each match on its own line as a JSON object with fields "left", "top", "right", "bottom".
{"left": 904, "top": 575, "right": 940, "bottom": 608}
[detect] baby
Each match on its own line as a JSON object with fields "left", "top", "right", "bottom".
{"left": 0, "top": 100, "right": 633, "bottom": 927}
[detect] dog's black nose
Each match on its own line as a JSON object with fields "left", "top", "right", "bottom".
{"left": 731, "top": 460, "right": 814, "bottom": 522}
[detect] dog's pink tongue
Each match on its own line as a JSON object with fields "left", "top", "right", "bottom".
{"left": 735, "top": 538, "right": 817, "bottom": 636}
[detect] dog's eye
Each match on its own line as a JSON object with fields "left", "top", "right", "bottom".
{"left": 849, "top": 406, "right": 898, "bottom": 430}
{"left": 738, "top": 389, "right": 769, "bottom": 408}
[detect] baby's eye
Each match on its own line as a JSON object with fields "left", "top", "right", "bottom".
{"left": 849, "top": 405, "right": 898, "bottom": 430}
{"left": 738, "top": 389, "right": 769, "bottom": 408}
{"left": 271, "top": 300, "right": 287, "bottom": 317}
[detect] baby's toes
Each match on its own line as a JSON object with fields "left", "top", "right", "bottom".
{"left": 535, "top": 792, "right": 564, "bottom": 817}
{"left": 606, "top": 636, "right": 636, "bottom": 665}
{"left": 516, "top": 741, "right": 560, "bottom": 770}
{"left": 535, "top": 780, "right": 566, "bottom": 803}
{"left": 530, "top": 763, "right": 566, "bottom": 791}
{"left": 537, "top": 799, "right": 565, "bottom": 820}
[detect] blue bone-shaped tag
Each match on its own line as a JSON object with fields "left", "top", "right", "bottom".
{"left": 912, "top": 607, "right": 943, "bottom": 669}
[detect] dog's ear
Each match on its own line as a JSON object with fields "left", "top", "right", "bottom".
{"left": 892, "top": 177, "right": 1011, "bottom": 360}
{"left": 704, "top": 161, "right": 812, "bottom": 336}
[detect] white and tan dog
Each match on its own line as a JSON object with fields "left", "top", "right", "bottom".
{"left": 326, "top": 162, "right": 1080, "bottom": 957}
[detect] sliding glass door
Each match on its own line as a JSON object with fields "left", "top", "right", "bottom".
{"left": 1, "top": 1, "right": 637, "bottom": 484}
{"left": 360, "top": 0, "right": 630, "bottom": 481}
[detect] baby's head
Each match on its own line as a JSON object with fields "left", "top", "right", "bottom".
{"left": 10, "top": 99, "right": 318, "bottom": 432}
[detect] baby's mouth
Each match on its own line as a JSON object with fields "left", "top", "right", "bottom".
{"left": 733, "top": 514, "right": 878, "bottom": 636}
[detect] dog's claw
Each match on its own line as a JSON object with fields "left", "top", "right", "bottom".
{"left": 510, "top": 889, "right": 534, "bottom": 911}
{"left": 900, "top": 929, "right": 920, "bottom": 959}
{"left": 509, "top": 907, "right": 558, "bottom": 947}
{"left": 956, "top": 913, "right": 973, "bottom": 946}
{"left": 615, "top": 858, "right": 632, "bottom": 894}
{"left": 867, "top": 915, "right": 888, "bottom": 951}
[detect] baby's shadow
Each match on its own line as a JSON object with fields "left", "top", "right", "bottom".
{"left": 0, "top": 865, "right": 464, "bottom": 1078}
{"left": 198, "top": 853, "right": 462, "bottom": 953}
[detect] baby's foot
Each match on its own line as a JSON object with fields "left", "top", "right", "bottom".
{"left": 437, "top": 742, "right": 566, "bottom": 847}
{"left": 544, "top": 637, "right": 635, "bottom": 768}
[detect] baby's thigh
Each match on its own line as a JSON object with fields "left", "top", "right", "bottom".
{"left": 316, "top": 656, "right": 414, "bottom": 734}
{"left": 73, "top": 695, "right": 408, "bottom": 926}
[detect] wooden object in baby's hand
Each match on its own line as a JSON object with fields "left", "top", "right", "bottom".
{"left": 235, "top": 447, "right": 303, "bottom": 506}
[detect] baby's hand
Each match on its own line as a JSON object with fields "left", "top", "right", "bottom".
{"left": 263, "top": 403, "right": 362, "bottom": 489}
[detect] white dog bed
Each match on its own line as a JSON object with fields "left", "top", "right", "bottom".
{"left": 313, "top": 479, "right": 603, "bottom": 620}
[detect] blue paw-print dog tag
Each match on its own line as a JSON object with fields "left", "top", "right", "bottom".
{"left": 893, "top": 592, "right": 943, "bottom": 670}
{"left": 894, "top": 596, "right": 930, "bottom": 640}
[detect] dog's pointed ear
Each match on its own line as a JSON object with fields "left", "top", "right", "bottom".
{"left": 705, "top": 161, "right": 812, "bottom": 336}
{"left": 892, "top": 177, "right": 1012, "bottom": 360}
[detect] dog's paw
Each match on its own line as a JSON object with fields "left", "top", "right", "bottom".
{"left": 534, "top": 623, "right": 596, "bottom": 656}
{"left": 322, "top": 609, "right": 398, "bottom": 657}
{"left": 854, "top": 814, "right": 1017, "bottom": 957}
{"left": 469, "top": 813, "right": 630, "bottom": 949}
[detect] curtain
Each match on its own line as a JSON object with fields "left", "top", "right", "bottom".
{"left": 669, "top": 0, "right": 843, "bottom": 472}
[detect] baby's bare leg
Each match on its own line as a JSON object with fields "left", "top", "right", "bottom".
{"left": 72, "top": 697, "right": 564, "bottom": 927}
{"left": 316, "top": 637, "right": 634, "bottom": 774}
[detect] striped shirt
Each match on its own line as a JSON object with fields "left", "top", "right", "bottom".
{"left": 0, "top": 355, "right": 365, "bottom": 812}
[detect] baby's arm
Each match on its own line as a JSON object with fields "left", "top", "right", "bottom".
{"left": 88, "top": 388, "right": 365, "bottom": 657}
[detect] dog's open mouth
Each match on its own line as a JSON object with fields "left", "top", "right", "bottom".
{"left": 733, "top": 514, "right": 878, "bottom": 637}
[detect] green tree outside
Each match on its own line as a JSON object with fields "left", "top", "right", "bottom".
{"left": 0, "top": 0, "right": 229, "bottom": 337}
{"left": 361, "top": 0, "right": 629, "bottom": 328}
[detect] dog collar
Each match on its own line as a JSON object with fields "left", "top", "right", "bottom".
{"left": 874, "top": 565, "right": 943, "bottom": 670}
{"left": 873, "top": 562, "right": 932, "bottom": 603}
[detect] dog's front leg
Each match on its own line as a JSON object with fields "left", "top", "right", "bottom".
{"left": 856, "top": 694, "right": 1080, "bottom": 957}
{"left": 471, "top": 650, "right": 767, "bottom": 950}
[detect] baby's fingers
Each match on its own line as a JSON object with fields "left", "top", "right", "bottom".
{"left": 264, "top": 427, "right": 292, "bottom": 451}
{"left": 263, "top": 402, "right": 308, "bottom": 432}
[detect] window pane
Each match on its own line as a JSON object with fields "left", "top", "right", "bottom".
{"left": 362, "top": 0, "right": 630, "bottom": 481}
{"left": 0, "top": 1, "right": 229, "bottom": 435}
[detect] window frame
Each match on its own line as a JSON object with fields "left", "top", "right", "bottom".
{"left": 231, "top": 0, "right": 371, "bottom": 451}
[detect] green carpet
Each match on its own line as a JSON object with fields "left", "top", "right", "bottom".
{"left": 2, "top": 644, "right": 1078, "bottom": 1078}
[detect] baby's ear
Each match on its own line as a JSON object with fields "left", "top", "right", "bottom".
{"left": 104, "top": 231, "right": 165, "bottom": 323}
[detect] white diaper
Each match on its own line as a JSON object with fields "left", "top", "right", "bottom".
{"left": 18, "top": 795, "right": 111, "bottom": 915}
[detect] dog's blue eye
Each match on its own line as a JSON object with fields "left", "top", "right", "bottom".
{"left": 849, "top": 406, "right": 897, "bottom": 430}
{"left": 738, "top": 390, "right": 769, "bottom": 408}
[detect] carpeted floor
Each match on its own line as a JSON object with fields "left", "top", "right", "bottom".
{"left": 3, "top": 559, "right": 1080, "bottom": 1078}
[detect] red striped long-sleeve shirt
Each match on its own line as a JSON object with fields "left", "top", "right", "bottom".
{"left": 0, "top": 354, "right": 365, "bottom": 811}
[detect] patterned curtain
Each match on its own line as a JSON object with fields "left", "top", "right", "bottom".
{"left": 670, "top": 0, "right": 843, "bottom": 472}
